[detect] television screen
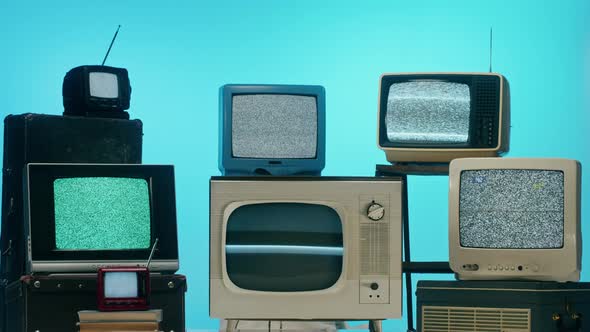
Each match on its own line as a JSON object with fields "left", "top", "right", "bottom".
{"left": 386, "top": 81, "right": 471, "bottom": 144}
{"left": 54, "top": 177, "right": 151, "bottom": 250}
{"left": 89, "top": 72, "right": 119, "bottom": 98}
{"left": 225, "top": 203, "right": 342, "bottom": 292}
{"left": 219, "top": 84, "right": 326, "bottom": 176}
{"left": 104, "top": 271, "right": 139, "bottom": 298}
{"left": 459, "top": 169, "right": 564, "bottom": 249}
{"left": 231, "top": 94, "right": 317, "bottom": 159}
{"left": 25, "top": 163, "right": 179, "bottom": 273}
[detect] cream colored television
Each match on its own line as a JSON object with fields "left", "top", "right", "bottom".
{"left": 377, "top": 73, "right": 510, "bottom": 163}
{"left": 209, "top": 176, "right": 403, "bottom": 320}
{"left": 449, "top": 158, "right": 581, "bottom": 282}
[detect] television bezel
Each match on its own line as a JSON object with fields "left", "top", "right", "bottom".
{"left": 377, "top": 72, "right": 510, "bottom": 162}
{"left": 448, "top": 158, "right": 581, "bottom": 282}
{"left": 219, "top": 84, "right": 326, "bottom": 175}
{"left": 24, "top": 163, "right": 179, "bottom": 273}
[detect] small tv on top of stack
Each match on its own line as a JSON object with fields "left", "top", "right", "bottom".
{"left": 63, "top": 65, "right": 132, "bottom": 119}
{"left": 218, "top": 84, "right": 326, "bottom": 175}
{"left": 377, "top": 73, "right": 510, "bottom": 163}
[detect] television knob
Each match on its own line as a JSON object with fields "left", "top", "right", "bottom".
{"left": 367, "top": 202, "right": 385, "bottom": 221}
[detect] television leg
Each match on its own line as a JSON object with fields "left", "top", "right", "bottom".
{"left": 368, "top": 320, "right": 382, "bottom": 332}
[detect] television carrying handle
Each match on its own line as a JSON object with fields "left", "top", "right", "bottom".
{"left": 375, "top": 163, "right": 454, "bottom": 332}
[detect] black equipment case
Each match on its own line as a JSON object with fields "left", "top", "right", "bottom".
{"left": 5, "top": 274, "right": 186, "bottom": 332}
{"left": 0, "top": 113, "right": 143, "bottom": 331}
{"left": 417, "top": 280, "right": 590, "bottom": 332}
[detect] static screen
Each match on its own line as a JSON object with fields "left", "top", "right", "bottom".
{"left": 231, "top": 94, "right": 317, "bottom": 159}
{"left": 54, "top": 177, "right": 151, "bottom": 250}
{"left": 104, "top": 272, "right": 139, "bottom": 298}
{"left": 385, "top": 81, "right": 470, "bottom": 144}
{"left": 225, "top": 203, "right": 343, "bottom": 292}
{"left": 459, "top": 169, "right": 564, "bottom": 249}
{"left": 89, "top": 72, "right": 119, "bottom": 98}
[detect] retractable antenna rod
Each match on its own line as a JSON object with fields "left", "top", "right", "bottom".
{"left": 489, "top": 27, "right": 493, "bottom": 73}
{"left": 101, "top": 25, "right": 122, "bottom": 66}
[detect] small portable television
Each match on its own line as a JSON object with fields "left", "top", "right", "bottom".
{"left": 449, "top": 158, "right": 581, "bottom": 282}
{"left": 63, "top": 65, "right": 131, "bottom": 119}
{"left": 377, "top": 73, "right": 510, "bottom": 163}
{"left": 97, "top": 267, "right": 150, "bottom": 311}
{"left": 219, "top": 84, "right": 326, "bottom": 175}
{"left": 210, "top": 177, "right": 403, "bottom": 320}
{"left": 24, "top": 163, "right": 179, "bottom": 273}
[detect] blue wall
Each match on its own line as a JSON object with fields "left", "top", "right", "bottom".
{"left": 1, "top": 1, "right": 588, "bottom": 330}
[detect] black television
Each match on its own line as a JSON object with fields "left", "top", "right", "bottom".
{"left": 63, "top": 65, "right": 131, "bottom": 119}
{"left": 24, "top": 163, "right": 178, "bottom": 273}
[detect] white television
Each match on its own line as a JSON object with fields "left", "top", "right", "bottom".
{"left": 449, "top": 158, "right": 581, "bottom": 282}
{"left": 209, "top": 177, "right": 403, "bottom": 320}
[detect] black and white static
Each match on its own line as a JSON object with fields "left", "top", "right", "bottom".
{"left": 459, "top": 169, "right": 564, "bottom": 249}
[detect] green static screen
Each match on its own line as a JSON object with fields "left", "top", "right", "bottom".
{"left": 54, "top": 177, "right": 151, "bottom": 250}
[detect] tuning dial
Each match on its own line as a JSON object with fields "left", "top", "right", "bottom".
{"left": 367, "top": 202, "right": 385, "bottom": 221}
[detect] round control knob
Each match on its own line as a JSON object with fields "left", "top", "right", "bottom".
{"left": 370, "top": 282, "right": 379, "bottom": 290}
{"left": 367, "top": 202, "right": 385, "bottom": 221}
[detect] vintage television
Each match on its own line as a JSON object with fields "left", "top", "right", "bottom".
{"left": 219, "top": 84, "right": 326, "bottom": 175}
{"left": 63, "top": 65, "right": 132, "bottom": 119}
{"left": 377, "top": 73, "right": 510, "bottom": 163}
{"left": 97, "top": 267, "right": 150, "bottom": 311}
{"left": 210, "top": 177, "right": 403, "bottom": 320}
{"left": 449, "top": 158, "right": 581, "bottom": 282}
{"left": 24, "top": 163, "right": 178, "bottom": 273}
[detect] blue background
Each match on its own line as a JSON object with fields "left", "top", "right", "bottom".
{"left": 1, "top": 1, "right": 588, "bottom": 330}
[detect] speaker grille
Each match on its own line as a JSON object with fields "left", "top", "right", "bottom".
{"left": 472, "top": 76, "right": 501, "bottom": 147}
{"left": 422, "top": 306, "right": 530, "bottom": 332}
{"left": 359, "top": 223, "right": 389, "bottom": 275}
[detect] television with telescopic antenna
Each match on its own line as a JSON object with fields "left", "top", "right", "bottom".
{"left": 62, "top": 25, "right": 132, "bottom": 119}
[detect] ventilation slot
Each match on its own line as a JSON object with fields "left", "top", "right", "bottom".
{"left": 359, "top": 223, "right": 389, "bottom": 275}
{"left": 422, "top": 306, "right": 530, "bottom": 332}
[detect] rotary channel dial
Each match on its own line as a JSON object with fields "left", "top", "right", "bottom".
{"left": 366, "top": 202, "right": 385, "bottom": 221}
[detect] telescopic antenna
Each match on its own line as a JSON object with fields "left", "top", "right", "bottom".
{"left": 101, "top": 25, "right": 121, "bottom": 66}
{"left": 489, "top": 27, "right": 493, "bottom": 73}
{"left": 146, "top": 238, "right": 159, "bottom": 269}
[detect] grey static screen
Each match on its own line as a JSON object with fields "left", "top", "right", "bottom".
{"left": 459, "top": 169, "right": 564, "bottom": 249}
{"left": 385, "top": 81, "right": 470, "bottom": 144}
{"left": 231, "top": 94, "right": 317, "bottom": 159}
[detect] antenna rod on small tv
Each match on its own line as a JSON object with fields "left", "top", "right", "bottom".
{"left": 146, "top": 238, "right": 159, "bottom": 269}
{"left": 489, "top": 27, "right": 493, "bottom": 73}
{"left": 101, "top": 25, "right": 121, "bottom": 66}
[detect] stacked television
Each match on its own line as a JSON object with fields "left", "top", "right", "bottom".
{"left": 210, "top": 73, "right": 586, "bottom": 332}
{"left": 211, "top": 84, "right": 403, "bottom": 331}
{"left": 0, "top": 65, "right": 186, "bottom": 332}
{"left": 376, "top": 72, "right": 586, "bottom": 332}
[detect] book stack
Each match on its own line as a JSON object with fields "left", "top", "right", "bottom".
{"left": 77, "top": 309, "right": 162, "bottom": 332}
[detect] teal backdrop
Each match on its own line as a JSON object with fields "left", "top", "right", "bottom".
{"left": 1, "top": 1, "right": 588, "bottom": 330}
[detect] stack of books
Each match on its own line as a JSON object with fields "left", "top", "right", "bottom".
{"left": 77, "top": 309, "right": 162, "bottom": 332}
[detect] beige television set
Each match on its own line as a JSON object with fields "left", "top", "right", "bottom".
{"left": 377, "top": 73, "right": 510, "bottom": 163}
{"left": 209, "top": 176, "right": 403, "bottom": 320}
{"left": 449, "top": 158, "right": 581, "bottom": 282}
